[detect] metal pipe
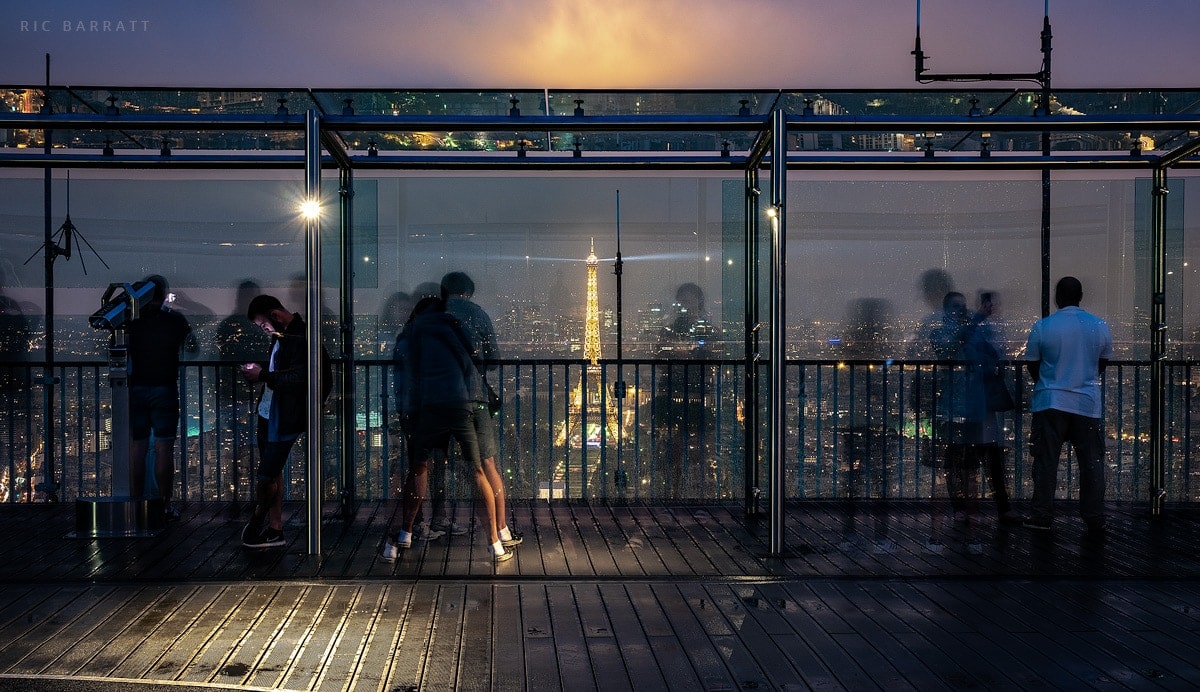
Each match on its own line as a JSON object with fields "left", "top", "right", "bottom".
{"left": 338, "top": 165, "right": 356, "bottom": 520}
{"left": 4, "top": 111, "right": 1200, "bottom": 134}
{"left": 1150, "top": 167, "right": 1168, "bottom": 516}
{"left": 0, "top": 151, "right": 1169, "bottom": 171}
{"left": 304, "top": 110, "right": 323, "bottom": 555}
{"left": 768, "top": 108, "right": 787, "bottom": 556}
{"left": 40, "top": 57, "right": 59, "bottom": 502}
{"left": 744, "top": 165, "right": 761, "bottom": 518}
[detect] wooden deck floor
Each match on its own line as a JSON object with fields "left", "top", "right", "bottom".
{"left": 0, "top": 501, "right": 1197, "bottom": 690}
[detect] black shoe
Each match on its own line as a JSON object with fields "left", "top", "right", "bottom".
{"left": 1023, "top": 517, "right": 1052, "bottom": 531}
{"left": 244, "top": 527, "right": 285, "bottom": 548}
{"left": 241, "top": 515, "right": 265, "bottom": 546}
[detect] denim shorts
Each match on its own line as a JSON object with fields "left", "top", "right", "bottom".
{"left": 410, "top": 405, "right": 482, "bottom": 471}
{"left": 129, "top": 385, "right": 179, "bottom": 440}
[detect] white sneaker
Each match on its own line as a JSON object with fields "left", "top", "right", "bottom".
{"left": 490, "top": 542, "right": 513, "bottom": 563}
{"left": 381, "top": 542, "right": 399, "bottom": 561}
{"left": 396, "top": 530, "right": 413, "bottom": 548}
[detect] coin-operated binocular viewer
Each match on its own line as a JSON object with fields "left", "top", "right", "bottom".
{"left": 75, "top": 280, "right": 165, "bottom": 537}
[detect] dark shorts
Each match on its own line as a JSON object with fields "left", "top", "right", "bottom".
{"left": 129, "top": 385, "right": 179, "bottom": 440}
{"left": 470, "top": 404, "right": 498, "bottom": 460}
{"left": 410, "top": 405, "right": 482, "bottom": 471}
{"left": 256, "top": 416, "right": 299, "bottom": 481}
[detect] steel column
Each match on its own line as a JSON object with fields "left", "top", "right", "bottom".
{"left": 338, "top": 166, "right": 356, "bottom": 519}
{"left": 304, "top": 110, "right": 323, "bottom": 555}
{"left": 744, "top": 165, "right": 761, "bottom": 517}
{"left": 768, "top": 108, "right": 787, "bottom": 555}
{"left": 1150, "top": 167, "right": 1168, "bottom": 516}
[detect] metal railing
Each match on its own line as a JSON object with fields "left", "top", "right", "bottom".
{"left": 1, "top": 358, "right": 1195, "bottom": 504}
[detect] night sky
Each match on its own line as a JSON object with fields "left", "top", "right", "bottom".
{"left": 1, "top": 0, "right": 1198, "bottom": 88}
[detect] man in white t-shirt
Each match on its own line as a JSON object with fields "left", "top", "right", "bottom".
{"left": 1023, "top": 276, "right": 1113, "bottom": 534}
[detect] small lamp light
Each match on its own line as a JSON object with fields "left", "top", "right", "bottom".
{"left": 509, "top": 97, "right": 520, "bottom": 117}
{"left": 342, "top": 98, "right": 354, "bottom": 116}
{"left": 574, "top": 99, "right": 585, "bottom": 117}
{"left": 102, "top": 138, "right": 114, "bottom": 156}
{"left": 276, "top": 98, "right": 289, "bottom": 116}
{"left": 299, "top": 199, "right": 320, "bottom": 219}
{"left": 737, "top": 99, "right": 751, "bottom": 117}
{"left": 367, "top": 139, "right": 378, "bottom": 157}
{"left": 105, "top": 95, "right": 119, "bottom": 116}
{"left": 160, "top": 138, "right": 172, "bottom": 157}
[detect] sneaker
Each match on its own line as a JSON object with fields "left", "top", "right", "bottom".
{"left": 490, "top": 543, "right": 513, "bottom": 563}
{"left": 1023, "top": 517, "right": 1052, "bottom": 531}
{"left": 395, "top": 530, "right": 413, "bottom": 549}
{"left": 244, "top": 527, "right": 285, "bottom": 548}
{"left": 381, "top": 541, "right": 400, "bottom": 561}
{"left": 419, "top": 526, "right": 446, "bottom": 542}
{"left": 431, "top": 518, "right": 468, "bottom": 536}
{"left": 500, "top": 531, "right": 524, "bottom": 548}
{"left": 241, "top": 515, "right": 265, "bottom": 546}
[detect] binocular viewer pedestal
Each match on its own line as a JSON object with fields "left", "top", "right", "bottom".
{"left": 73, "top": 497, "right": 165, "bottom": 538}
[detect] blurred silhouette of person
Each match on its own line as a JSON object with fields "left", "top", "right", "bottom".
{"left": 382, "top": 295, "right": 516, "bottom": 563}
{"left": 963, "top": 291, "right": 1020, "bottom": 525}
{"left": 839, "top": 297, "right": 898, "bottom": 550}
{"left": 126, "top": 275, "right": 197, "bottom": 519}
{"left": 441, "top": 271, "right": 520, "bottom": 547}
{"left": 215, "top": 280, "right": 270, "bottom": 503}
{"left": 1023, "top": 276, "right": 1112, "bottom": 534}
{"left": 240, "top": 294, "right": 332, "bottom": 548}
{"left": 653, "top": 282, "right": 715, "bottom": 499}
{"left": 908, "top": 269, "right": 955, "bottom": 473}
{"left": 930, "top": 291, "right": 980, "bottom": 522}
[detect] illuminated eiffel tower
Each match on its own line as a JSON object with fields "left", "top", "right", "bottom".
{"left": 555, "top": 241, "right": 623, "bottom": 491}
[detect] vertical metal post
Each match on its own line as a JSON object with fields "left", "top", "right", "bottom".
{"left": 40, "top": 55, "right": 59, "bottom": 502}
{"left": 1150, "top": 167, "right": 1168, "bottom": 516}
{"left": 744, "top": 166, "right": 761, "bottom": 517}
{"left": 338, "top": 166, "right": 356, "bottom": 520}
{"left": 304, "top": 110, "right": 323, "bottom": 555}
{"left": 768, "top": 108, "right": 787, "bottom": 555}
{"left": 1039, "top": 13, "right": 1053, "bottom": 318}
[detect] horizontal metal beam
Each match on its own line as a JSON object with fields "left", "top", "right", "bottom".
{"left": 0, "top": 150, "right": 1182, "bottom": 172}
{"left": 784, "top": 113, "right": 1200, "bottom": 133}
{"left": 0, "top": 112, "right": 768, "bottom": 133}
{"left": 7, "top": 111, "right": 1199, "bottom": 136}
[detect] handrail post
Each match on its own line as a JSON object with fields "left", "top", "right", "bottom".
{"left": 768, "top": 108, "right": 787, "bottom": 556}
{"left": 1150, "top": 167, "right": 1167, "bottom": 516}
{"left": 304, "top": 109, "right": 323, "bottom": 555}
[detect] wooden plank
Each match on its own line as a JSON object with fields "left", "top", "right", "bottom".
{"left": 490, "top": 584, "right": 526, "bottom": 692}
{"left": 423, "top": 584, "right": 466, "bottom": 692}
{"left": 570, "top": 506, "right": 620, "bottom": 576}
{"left": 546, "top": 584, "right": 597, "bottom": 691}
{"left": 309, "top": 584, "right": 386, "bottom": 692}
{"left": 51, "top": 585, "right": 187, "bottom": 678}
{"left": 0, "top": 585, "right": 127, "bottom": 670}
{"left": 270, "top": 585, "right": 362, "bottom": 691}
{"left": 627, "top": 506, "right": 694, "bottom": 577}
{"left": 385, "top": 581, "right": 441, "bottom": 690}
{"left": 129, "top": 584, "right": 254, "bottom": 680}
{"left": 651, "top": 584, "right": 736, "bottom": 690}
{"left": 595, "top": 584, "right": 671, "bottom": 692}
{"left": 456, "top": 583, "right": 495, "bottom": 692}
{"left": 703, "top": 584, "right": 807, "bottom": 690}
{"left": 173, "top": 584, "right": 286, "bottom": 684}
{"left": 339, "top": 583, "right": 414, "bottom": 692}
{"left": 589, "top": 506, "right": 647, "bottom": 576}
{"left": 215, "top": 584, "right": 323, "bottom": 688}
{"left": 605, "top": 504, "right": 667, "bottom": 576}
{"left": 570, "top": 584, "right": 630, "bottom": 689}
{"left": 519, "top": 584, "right": 562, "bottom": 692}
